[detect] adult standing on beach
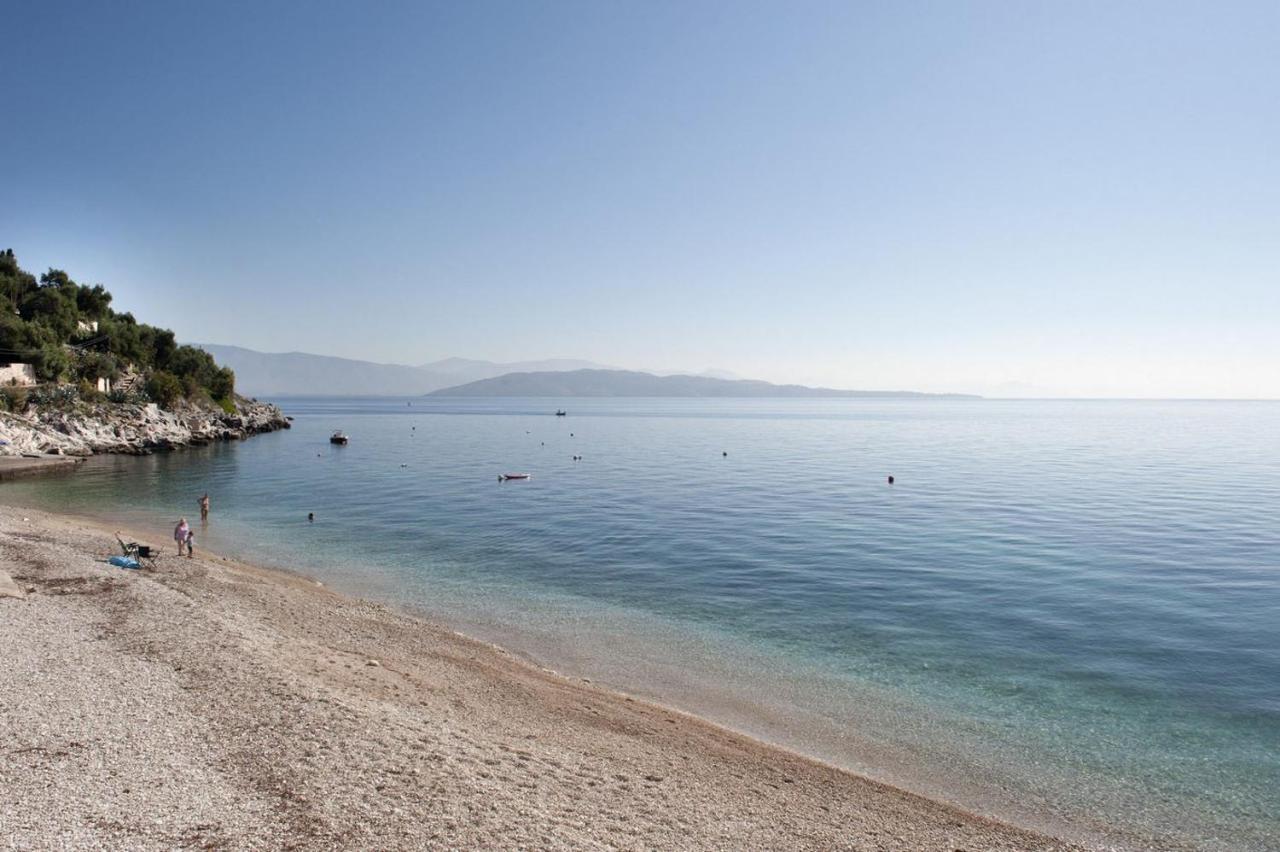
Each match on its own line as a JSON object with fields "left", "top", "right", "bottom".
{"left": 174, "top": 518, "right": 190, "bottom": 556}
{"left": 199, "top": 493, "right": 210, "bottom": 521}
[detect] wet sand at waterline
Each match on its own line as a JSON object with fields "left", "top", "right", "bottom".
{"left": 0, "top": 507, "right": 1077, "bottom": 850}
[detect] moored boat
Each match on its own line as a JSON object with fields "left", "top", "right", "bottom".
{"left": 330, "top": 430, "right": 349, "bottom": 445}
{"left": 499, "top": 473, "right": 531, "bottom": 481}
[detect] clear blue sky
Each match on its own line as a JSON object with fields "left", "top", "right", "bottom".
{"left": 2, "top": 1, "right": 1276, "bottom": 397}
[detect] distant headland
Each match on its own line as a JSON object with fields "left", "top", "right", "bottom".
{"left": 0, "top": 249, "right": 288, "bottom": 458}
{"left": 429, "top": 369, "right": 982, "bottom": 399}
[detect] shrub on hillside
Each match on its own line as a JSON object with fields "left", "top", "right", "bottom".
{"left": 107, "top": 387, "right": 146, "bottom": 405}
{"left": 27, "top": 384, "right": 79, "bottom": 407}
{"left": 77, "top": 380, "right": 106, "bottom": 403}
{"left": 145, "top": 370, "right": 183, "bottom": 409}
{"left": 75, "top": 351, "right": 117, "bottom": 384}
{"left": 32, "top": 345, "right": 71, "bottom": 383}
{"left": 0, "top": 385, "right": 28, "bottom": 413}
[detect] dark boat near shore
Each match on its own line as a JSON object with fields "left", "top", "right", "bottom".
{"left": 330, "top": 431, "right": 349, "bottom": 445}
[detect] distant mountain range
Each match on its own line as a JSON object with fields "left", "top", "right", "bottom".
{"left": 429, "top": 369, "right": 980, "bottom": 399}
{"left": 196, "top": 345, "right": 611, "bottom": 396}
{"left": 197, "top": 345, "right": 976, "bottom": 399}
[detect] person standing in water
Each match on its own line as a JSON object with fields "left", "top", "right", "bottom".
{"left": 199, "top": 493, "right": 210, "bottom": 521}
{"left": 174, "top": 518, "right": 190, "bottom": 556}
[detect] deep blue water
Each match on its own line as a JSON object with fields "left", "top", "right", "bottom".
{"left": 4, "top": 398, "right": 1278, "bottom": 850}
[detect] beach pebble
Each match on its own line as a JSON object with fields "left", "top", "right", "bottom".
{"left": 366, "top": 659, "right": 381, "bottom": 667}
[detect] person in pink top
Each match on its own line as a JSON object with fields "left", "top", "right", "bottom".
{"left": 174, "top": 518, "right": 190, "bottom": 556}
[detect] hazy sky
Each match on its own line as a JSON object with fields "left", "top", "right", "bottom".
{"left": 2, "top": 1, "right": 1276, "bottom": 397}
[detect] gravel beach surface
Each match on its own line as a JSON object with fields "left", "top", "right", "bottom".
{"left": 0, "top": 507, "right": 1084, "bottom": 850}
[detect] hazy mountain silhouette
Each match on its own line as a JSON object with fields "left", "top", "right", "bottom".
{"left": 196, "top": 345, "right": 610, "bottom": 396}
{"left": 430, "top": 369, "right": 979, "bottom": 398}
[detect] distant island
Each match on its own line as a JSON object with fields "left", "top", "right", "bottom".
{"left": 429, "top": 369, "right": 981, "bottom": 399}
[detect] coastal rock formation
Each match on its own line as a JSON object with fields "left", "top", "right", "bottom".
{"left": 0, "top": 398, "right": 289, "bottom": 457}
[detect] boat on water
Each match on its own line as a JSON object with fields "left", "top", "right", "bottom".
{"left": 499, "top": 473, "right": 531, "bottom": 481}
{"left": 330, "top": 431, "right": 349, "bottom": 445}
{"left": 555, "top": 410, "right": 567, "bottom": 416}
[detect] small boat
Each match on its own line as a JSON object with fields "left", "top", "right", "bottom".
{"left": 555, "top": 410, "right": 567, "bottom": 416}
{"left": 499, "top": 473, "right": 531, "bottom": 481}
{"left": 329, "top": 431, "right": 349, "bottom": 445}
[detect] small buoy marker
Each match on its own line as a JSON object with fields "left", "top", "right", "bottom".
{"left": 887, "top": 475, "right": 895, "bottom": 485}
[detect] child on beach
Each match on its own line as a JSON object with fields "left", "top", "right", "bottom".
{"left": 174, "top": 518, "right": 191, "bottom": 556}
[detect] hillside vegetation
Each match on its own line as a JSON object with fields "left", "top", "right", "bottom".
{"left": 0, "top": 249, "right": 233, "bottom": 409}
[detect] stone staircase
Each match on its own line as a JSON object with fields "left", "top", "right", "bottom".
{"left": 113, "top": 372, "right": 142, "bottom": 396}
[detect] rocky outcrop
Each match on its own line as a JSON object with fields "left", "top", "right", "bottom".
{"left": 0, "top": 398, "right": 289, "bottom": 457}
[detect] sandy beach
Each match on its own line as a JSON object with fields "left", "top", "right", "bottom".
{"left": 0, "top": 506, "right": 1083, "bottom": 850}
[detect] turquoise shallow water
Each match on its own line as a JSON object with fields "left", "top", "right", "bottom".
{"left": 4, "top": 398, "right": 1278, "bottom": 849}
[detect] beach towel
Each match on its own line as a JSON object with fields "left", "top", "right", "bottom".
{"left": 108, "top": 555, "right": 141, "bottom": 570}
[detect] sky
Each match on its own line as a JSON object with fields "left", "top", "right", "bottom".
{"left": 2, "top": 1, "right": 1276, "bottom": 397}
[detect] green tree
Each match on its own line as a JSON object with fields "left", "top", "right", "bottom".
{"left": 32, "top": 345, "right": 70, "bottom": 382}
{"left": 0, "top": 250, "right": 37, "bottom": 314}
{"left": 209, "top": 366, "right": 235, "bottom": 400}
{"left": 75, "top": 284, "right": 112, "bottom": 318}
{"left": 20, "top": 287, "right": 78, "bottom": 340}
{"left": 76, "top": 351, "right": 118, "bottom": 383}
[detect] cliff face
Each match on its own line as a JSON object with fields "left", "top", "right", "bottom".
{"left": 0, "top": 398, "right": 290, "bottom": 456}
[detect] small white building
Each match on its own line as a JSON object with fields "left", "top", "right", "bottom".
{"left": 77, "top": 320, "right": 99, "bottom": 334}
{"left": 0, "top": 363, "right": 37, "bottom": 386}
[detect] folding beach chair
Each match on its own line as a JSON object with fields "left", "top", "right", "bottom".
{"left": 115, "top": 533, "right": 158, "bottom": 568}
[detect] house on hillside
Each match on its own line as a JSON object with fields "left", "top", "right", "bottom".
{"left": 0, "top": 363, "right": 37, "bottom": 386}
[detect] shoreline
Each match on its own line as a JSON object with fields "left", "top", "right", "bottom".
{"left": 0, "top": 505, "right": 1084, "bottom": 850}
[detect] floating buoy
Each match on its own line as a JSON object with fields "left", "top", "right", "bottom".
{"left": 887, "top": 475, "right": 895, "bottom": 485}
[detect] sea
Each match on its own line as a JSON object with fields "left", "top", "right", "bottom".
{"left": 3, "top": 397, "right": 1277, "bottom": 850}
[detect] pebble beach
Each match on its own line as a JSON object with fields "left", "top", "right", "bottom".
{"left": 0, "top": 506, "right": 1082, "bottom": 850}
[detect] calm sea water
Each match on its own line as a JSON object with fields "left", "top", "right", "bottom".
{"left": 4, "top": 398, "right": 1278, "bottom": 850}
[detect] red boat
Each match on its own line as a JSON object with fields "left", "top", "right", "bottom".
{"left": 499, "top": 473, "right": 531, "bottom": 481}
